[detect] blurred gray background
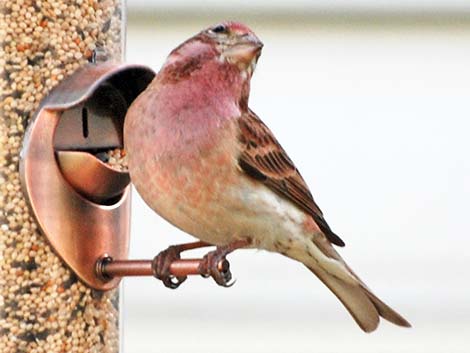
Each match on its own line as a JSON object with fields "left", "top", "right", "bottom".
{"left": 124, "top": 1, "right": 470, "bottom": 352}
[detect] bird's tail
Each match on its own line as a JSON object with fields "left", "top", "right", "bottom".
{"left": 306, "top": 262, "right": 411, "bottom": 332}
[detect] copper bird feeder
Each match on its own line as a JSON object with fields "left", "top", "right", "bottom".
{"left": 20, "top": 63, "right": 154, "bottom": 290}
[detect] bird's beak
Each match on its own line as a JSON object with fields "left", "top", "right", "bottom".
{"left": 225, "top": 33, "right": 264, "bottom": 65}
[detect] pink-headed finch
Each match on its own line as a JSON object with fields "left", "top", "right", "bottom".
{"left": 124, "top": 21, "right": 411, "bottom": 332}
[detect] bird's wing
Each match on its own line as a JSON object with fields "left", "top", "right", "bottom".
{"left": 237, "top": 110, "right": 345, "bottom": 247}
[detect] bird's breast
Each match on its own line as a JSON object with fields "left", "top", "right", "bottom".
{"left": 127, "top": 110, "right": 244, "bottom": 243}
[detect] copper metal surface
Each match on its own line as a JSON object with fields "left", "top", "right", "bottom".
{"left": 53, "top": 82, "right": 128, "bottom": 150}
{"left": 99, "top": 258, "right": 229, "bottom": 279}
{"left": 57, "top": 151, "right": 130, "bottom": 203}
{"left": 20, "top": 63, "right": 155, "bottom": 290}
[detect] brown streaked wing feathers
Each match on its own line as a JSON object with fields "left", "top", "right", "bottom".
{"left": 238, "top": 110, "right": 345, "bottom": 247}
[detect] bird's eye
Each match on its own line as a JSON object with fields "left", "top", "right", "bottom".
{"left": 210, "top": 24, "right": 227, "bottom": 34}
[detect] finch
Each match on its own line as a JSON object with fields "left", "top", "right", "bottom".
{"left": 124, "top": 21, "right": 410, "bottom": 332}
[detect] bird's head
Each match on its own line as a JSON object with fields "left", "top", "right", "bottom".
{"left": 163, "top": 21, "right": 263, "bottom": 82}
{"left": 201, "top": 21, "right": 263, "bottom": 77}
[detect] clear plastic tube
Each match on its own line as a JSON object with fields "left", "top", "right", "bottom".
{"left": 0, "top": 1, "right": 125, "bottom": 352}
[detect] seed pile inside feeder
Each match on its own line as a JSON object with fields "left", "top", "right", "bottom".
{"left": 97, "top": 148, "right": 128, "bottom": 172}
{"left": 0, "top": 0, "right": 124, "bottom": 352}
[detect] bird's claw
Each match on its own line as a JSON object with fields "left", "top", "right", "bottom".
{"left": 199, "top": 251, "right": 235, "bottom": 287}
{"left": 162, "top": 275, "right": 187, "bottom": 289}
{"left": 152, "top": 246, "right": 187, "bottom": 289}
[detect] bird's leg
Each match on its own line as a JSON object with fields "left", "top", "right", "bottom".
{"left": 153, "top": 241, "right": 212, "bottom": 289}
{"left": 199, "top": 239, "right": 251, "bottom": 287}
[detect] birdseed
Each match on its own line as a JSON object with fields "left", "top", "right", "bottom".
{"left": 0, "top": 0, "right": 124, "bottom": 352}
{"left": 97, "top": 148, "right": 128, "bottom": 172}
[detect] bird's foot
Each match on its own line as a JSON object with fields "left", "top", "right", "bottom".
{"left": 152, "top": 246, "right": 187, "bottom": 289}
{"left": 198, "top": 239, "right": 251, "bottom": 287}
{"left": 199, "top": 249, "right": 234, "bottom": 287}
{"left": 152, "top": 241, "right": 211, "bottom": 289}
